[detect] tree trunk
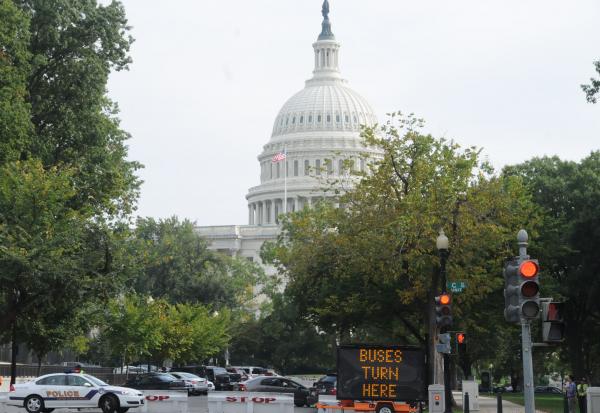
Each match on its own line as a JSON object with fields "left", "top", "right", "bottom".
{"left": 37, "top": 355, "right": 42, "bottom": 376}
{"left": 10, "top": 322, "right": 18, "bottom": 385}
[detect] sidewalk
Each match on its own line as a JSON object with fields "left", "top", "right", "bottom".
{"left": 453, "top": 391, "right": 547, "bottom": 413}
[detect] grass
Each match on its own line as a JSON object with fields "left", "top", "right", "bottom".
{"left": 501, "top": 392, "right": 565, "bottom": 413}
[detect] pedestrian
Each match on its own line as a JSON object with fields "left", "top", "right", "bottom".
{"left": 565, "top": 375, "right": 577, "bottom": 413}
{"left": 577, "top": 377, "right": 588, "bottom": 413}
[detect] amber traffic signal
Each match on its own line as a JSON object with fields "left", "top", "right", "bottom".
{"left": 435, "top": 293, "right": 452, "bottom": 327}
{"left": 504, "top": 258, "right": 541, "bottom": 323}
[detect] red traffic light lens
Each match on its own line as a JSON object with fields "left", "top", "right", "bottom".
{"left": 457, "top": 333, "right": 465, "bottom": 344}
{"left": 521, "top": 280, "right": 539, "bottom": 297}
{"left": 520, "top": 260, "right": 539, "bottom": 278}
{"left": 440, "top": 294, "right": 451, "bottom": 305}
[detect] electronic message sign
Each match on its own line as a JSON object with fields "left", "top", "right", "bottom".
{"left": 337, "top": 345, "right": 427, "bottom": 402}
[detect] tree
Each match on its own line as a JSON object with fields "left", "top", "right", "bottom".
{"left": 96, "top": 295, "right": 231, "bottom": 369}
{"left": 129, "top": 217, "right": 268, "bottom": 311}
{"left": 229, "top": 293, "right": 335, "bottom": 375}
{"left": 0, "top": 160, "right": 127, "bottom": 382}
{"left": 0, "top": 0, "right": 142, "bottom": 378}
{"left": 582, "top": 60, "right": 600, "bottom": 103}
{"left": 100, "top": 295, "right": 162, "bottom": 374}
{"left": 265, "top": 113, "right": 535, "bottom": 381}
{"left": 14, "top": 0, "right": 141, "bottom": 216}
{"left": 504, "top": 154, "right": 600, "bottom": 380}
{"left": 0, "top": 0, "right": 32, "bottom": 164}
{"left": 149, "top": 301, "right": 231, "bottom": 366}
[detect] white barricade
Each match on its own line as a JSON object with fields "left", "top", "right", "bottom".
{"left": 208, "top": 392, "right": 294, "bottom": 413}
{"left": 461, "top": 380, "right": 480, "bottom": 411}
{"left": 588, "top": 387, "right": 600, "bottom": 413}
{"left": 141, "top": 390, "right": 188, "bottom": 413}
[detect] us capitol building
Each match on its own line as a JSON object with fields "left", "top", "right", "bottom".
{"left": 196, "top": 1, "right": 382, "bottom": 274}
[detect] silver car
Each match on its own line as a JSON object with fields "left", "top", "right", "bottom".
{"left": 169, "top": 372, "right": 209, "bottom": 395}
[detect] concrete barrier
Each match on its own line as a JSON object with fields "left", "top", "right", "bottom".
{"left": 141, "top": 390, "right": 188, "bottom": 413}
{"left": 208, "top": 392, "right": 294, "bottom": 413}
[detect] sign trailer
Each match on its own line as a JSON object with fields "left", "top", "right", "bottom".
{"left": 337, "top": 345, "right": 427, "bottom": 403}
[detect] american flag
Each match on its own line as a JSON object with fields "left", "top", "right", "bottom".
{"left": 272, "top": 151, "right": 287, "bottom": 163}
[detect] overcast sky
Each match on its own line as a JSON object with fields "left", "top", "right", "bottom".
{"left": 108, "top": 0, "right": 600, "bottom": 226}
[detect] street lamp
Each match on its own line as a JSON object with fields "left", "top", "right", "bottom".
{"left": 436, "top": 229, "right": 452, "bottom": 413}
{"left": 436, "top": 229, "right": 449, "bottom": 292}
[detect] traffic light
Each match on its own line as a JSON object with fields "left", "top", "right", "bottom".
{"left": 435, "top": 293, "right": 452, "bottom": 327}
{"left": 504, "top": 258, "right": 540, "bottom": 323}
{"left": 542, "top": 302, "right": 565, "bottom": 343}
{"left": 436, "top": 333, "right": 451, "bottom": 354}
{"left": 518, "top": 259, "right": 540, "bottom": 319}
{"left": 504, "top": 258, "right": 521, "bottom": 323}
{"left": 456, "top": 332, "right": 466, "bottom": 352}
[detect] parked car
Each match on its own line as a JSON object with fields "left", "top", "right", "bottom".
{"left": 225, "top": 367, "right": 245, "bottom": 384}
{"left": 535, "top": 386, "right": 562, "bottom": 394}
{"left": 7, "top": 372, "right": 144, "bottom": 413}
{"left": 122, "top": 372, "right": 190, "bottom": 392}
{"left": 207, "top": 380, "right": 215, "bottom": 391}
{"left": 312, "top": 373, "right": 337, "bottom": 395}
{"left": 235, "top": 366, "right": 268, "bottom": 378}
{"left": 234, "top": 376, "right": 316, "bottom": 407}
{"left": 113, "top": 365, "right": 146, "bottom": 375}
{"left": 169, "top": 372, "right": 209, "bottom": 395}
{"left": 176, "top": 366, "right": 232, "bottom": 391}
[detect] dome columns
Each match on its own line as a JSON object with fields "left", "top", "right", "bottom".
{"left": 312, "top": 40, "right": 341, "bottom": 80}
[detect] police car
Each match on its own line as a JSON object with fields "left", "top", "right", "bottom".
{"left": 7, "top": 372, "right": 144, "bottom": 413}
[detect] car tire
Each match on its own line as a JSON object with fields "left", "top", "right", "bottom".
{"left": 376, "top": 403, "right": 394, "bottom": 413}
{"left": 24, "top": 395, "right": 45, "bottom": 413}
{"left": 100, "top": 394, "right": 120, "bottom": 413}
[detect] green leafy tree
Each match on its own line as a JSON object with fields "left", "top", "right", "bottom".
{"left": 229, "top": 293, "right": 335, "bottom": 375}
{"left": 0, "top": 0, "right": 32, "bottom": 164}
{"left": 582, "top": 60, "right": 600, "bottom": 103}
{"left": 504, "top": 154, "right": 600, "bottom": 380}
{"left": 265, "top": 113, "right": 535, "bottom": 380}
{"left": 149, "top": 301, "right": 231, "bottom": 366}
{"left": 101, "top": 295, "right": 162, "bottom": 373}
{"left": 130, "top": 217, "right": 267, "bottom": 311}
{"left": 14, "top": 0, "right": 141, "bottom": 216}
{"left": 0, "top": 160, "right": 128, "bottom": 383}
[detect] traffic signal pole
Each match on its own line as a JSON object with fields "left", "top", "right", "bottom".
{"left": 521, "top": 321, "right": 535, "bottom": 413}
{"left": 517, "top": 230, "right": 535, "bottom": 413}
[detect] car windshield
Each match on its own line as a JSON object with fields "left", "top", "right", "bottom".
{"left": 175, "top": 372, "right": 198, "bottom": 379}
{"left": 320, "top": 375, "right": 336, "bottom": 383}
{"left": 212, "top": 367, "right": 227, "bottom": 374}
{"left": 83, "top": 374, "right": 108, "bottom": 386}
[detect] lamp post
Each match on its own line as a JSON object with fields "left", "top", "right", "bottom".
{"left": 436, "top": 229, "right": 452, "bottom": 413}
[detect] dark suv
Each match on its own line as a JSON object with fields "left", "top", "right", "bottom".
{"left": 312, "top": 373, "right": 337, "bottom": 395}
{"left": 177, "top": 365, "right": 232, "bottom": 390}
{"left": 123, "top": 372, "right": 189, "bottom": 392}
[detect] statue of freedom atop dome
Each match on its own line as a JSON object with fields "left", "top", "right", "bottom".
{"left": 318, "top": 0, "right": 335, "bottom": 40}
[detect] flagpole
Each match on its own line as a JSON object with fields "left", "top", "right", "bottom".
{"left": 283, "top": 147, "right": 287, "bottom": 215}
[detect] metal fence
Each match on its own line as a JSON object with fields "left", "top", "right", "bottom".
{"left": 0, "top": 365, "right": 134, "bottom": 386}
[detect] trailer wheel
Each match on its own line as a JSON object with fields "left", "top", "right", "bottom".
{"left": 376, "top": 403, "right": 394, "bottom": 413}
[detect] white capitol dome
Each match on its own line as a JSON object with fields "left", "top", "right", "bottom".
{"left": 245, "top": 0, "right": 382, "bottom": 226}
{"left": 271, "top": 82, "right": 377, "bottom": 138}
